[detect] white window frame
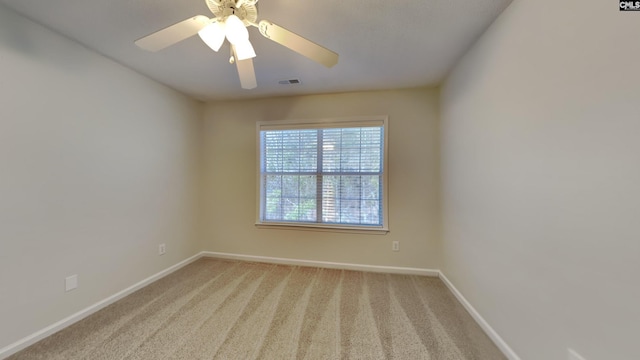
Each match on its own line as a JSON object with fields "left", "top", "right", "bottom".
{"left": 255, "top": 116, "right": 389, "bottom": 234}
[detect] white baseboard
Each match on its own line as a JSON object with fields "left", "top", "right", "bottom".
{"left": 1, "top": 251, "right": 519, "bottom": 360}
{"left": 438, "top": 272, "right": 521, "bottom": 360}
{"left": 0, "top": 253, "right": 202, "bottom": 360}
{"left": 201, "top": 251, "right": 440, "bottom": 277}
{"left": 204, "top": 253, "right": 519, "bottom": 359}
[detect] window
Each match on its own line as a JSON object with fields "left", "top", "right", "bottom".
{"left": 256, "top": 116, "right": 388, "bottom": 233}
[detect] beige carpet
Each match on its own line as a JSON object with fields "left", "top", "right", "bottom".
{"left": 8, "top": 258, "right": 505, "bottom": 359}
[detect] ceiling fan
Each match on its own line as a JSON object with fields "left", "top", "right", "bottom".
{"left": 135, "top": 0, "right": 339, "bottom": 90}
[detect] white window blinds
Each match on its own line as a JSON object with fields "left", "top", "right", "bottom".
{"left": 257, "top": 117, "right": 387, "bottom": 230}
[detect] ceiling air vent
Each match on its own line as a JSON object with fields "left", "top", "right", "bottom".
{"left": 278, "top": 78, "right": 301, "bottom": 85}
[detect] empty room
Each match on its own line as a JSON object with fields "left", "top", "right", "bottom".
{"left": 0, "top": 0, "right": 637, "bottom": 359}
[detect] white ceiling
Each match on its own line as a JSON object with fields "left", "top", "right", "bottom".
{"left": 1, "top": 0, "right": 512, "bottom": 101}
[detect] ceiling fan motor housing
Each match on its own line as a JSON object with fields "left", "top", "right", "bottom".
{"left": 206, "top": 0, "right": 258, "bottom": 26}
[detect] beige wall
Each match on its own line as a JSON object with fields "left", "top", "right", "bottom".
{"left": 202, "top": 89, "right": 440, "bottom": 269}
{"left": 12, "top": 0, "right": 639, "bottom": 357}
{"left": 441, "top": 0, "right": 640, "bottom": 359}
{"left": 0, "top": 5, "right": 203, "bottom": 350}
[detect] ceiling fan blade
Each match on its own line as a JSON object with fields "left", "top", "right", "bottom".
{"left": 257, "top": 20, "right": 338, "bottom": 68}
{"left": 236, "top": 59, "right": 257, "bottom": 89}
{"left": 233, "top": 46, "right": 257, "bottom": 89}
{"left": 135, "top": 15, "right": 211, "bottom": 52}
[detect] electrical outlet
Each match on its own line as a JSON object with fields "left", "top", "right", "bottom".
{"left": 65, "top": 274, "right": 78, "bottom": 292}
{"left": 392, "top": 241, "right": 400, "bottom": 252}
{"left": 158, "top": 243, "right": 166, "bottom": 255}
{"left": 568, "top": 348, "right": 587, "bottom": 360}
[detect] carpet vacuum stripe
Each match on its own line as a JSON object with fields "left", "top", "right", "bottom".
{"left": 7, "top": 259, "right": 506, "bottom": 360}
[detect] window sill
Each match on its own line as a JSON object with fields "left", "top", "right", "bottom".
{"left": 255, "top": 222, "right": 389, "bottom": 235}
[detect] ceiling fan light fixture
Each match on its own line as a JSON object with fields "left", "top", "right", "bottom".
{"left": 135, "top": 0, "right": 338, "bottom": 90}
{"left": 225, "top": 14, "right": 249, "bottom": 45}
{"left": 198, "top": 21, "right": 225, "bottom": 52}
{"left": 234, "top": 40, "right": 256, "bottom": 60}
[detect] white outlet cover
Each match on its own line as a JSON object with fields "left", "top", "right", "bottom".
{"left": 65, "top": 274, "right": 78, "bottom": 292}
{"left": 568, "top": 348, "right": 587, "bottom": 360}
